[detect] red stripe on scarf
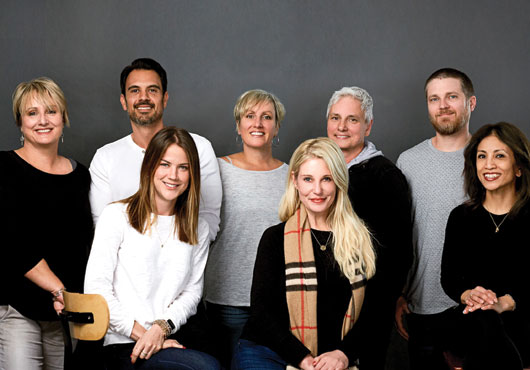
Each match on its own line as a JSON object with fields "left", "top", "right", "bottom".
{"left": 284, "top": 228, "right": 311, "bottom": 236}
{"left": 291, "top": 325, "right": 318, "bottom": 330}
{"left": 296, "top": 208, "right": 306, "bottom": 344}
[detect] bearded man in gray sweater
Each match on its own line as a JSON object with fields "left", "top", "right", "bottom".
{"left": 395, "top": 68, "right": 477, "bottom": 370}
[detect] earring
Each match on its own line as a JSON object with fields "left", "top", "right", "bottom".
{"left": 61, "top": 133, "right": 64, "bottom": 143}
{"left": 235, "top": 134, "right": 242, "bottom": 145}
{"left": 20, "top": 133, "right": 25, "bottom": 146}
{"left": 272, "top": 135, "right": 280, "bottom": 146}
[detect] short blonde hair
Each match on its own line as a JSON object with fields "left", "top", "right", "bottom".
{"left": 233, "top": 89, "right": 285, "bottom": 130}
{"left": 12, "top": 77, "right": 70, "bottom": 128}
{"left": 279, "top": 137, "right": 376, "bottom": 280}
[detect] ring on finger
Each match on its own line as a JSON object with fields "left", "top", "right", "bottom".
{"left": 141, "top": 351, "right": 148, "bottom": 356}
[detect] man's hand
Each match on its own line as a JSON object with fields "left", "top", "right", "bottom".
{"left": 395, "top": 295, "right": 410, "bottom": 340}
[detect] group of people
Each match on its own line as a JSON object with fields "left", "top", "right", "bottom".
{"left": 0, "top": 58, "right": 528, "bottom": 370}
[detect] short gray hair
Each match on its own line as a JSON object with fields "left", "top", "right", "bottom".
{"left": 326, "top": 86, "right": 373, "bottom": 123}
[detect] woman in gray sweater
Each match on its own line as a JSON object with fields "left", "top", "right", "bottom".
{"left": 204, "top": 89, "right": 288, "bottom": 367}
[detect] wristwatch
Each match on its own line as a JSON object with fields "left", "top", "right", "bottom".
{"left": 167, "top": 319, "right": 175, "bottom": 331}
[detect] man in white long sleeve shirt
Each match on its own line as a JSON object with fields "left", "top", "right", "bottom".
{"left": 89, "top": 58, "right": 221, "bottom": 241}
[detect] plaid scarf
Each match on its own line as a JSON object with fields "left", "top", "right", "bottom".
{"left": 284, "top": 205, "right": 366, "bottom": 356}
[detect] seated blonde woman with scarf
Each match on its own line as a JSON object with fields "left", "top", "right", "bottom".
{"left": 233, "top": 137, "right": 376, "bottom": 370}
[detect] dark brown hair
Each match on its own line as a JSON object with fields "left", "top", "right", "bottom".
{"left": 120, "top": 58, "right": 168, "bottom": 95}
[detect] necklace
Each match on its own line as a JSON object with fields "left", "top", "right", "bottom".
{"left": 310, "top": 229, "right": 332, "bottom": 251}
{"left": 487, "top": 211, "right": 509, "bottom": 233}
{"left": 154, "top": 223, "right": 172, "bottom": 248}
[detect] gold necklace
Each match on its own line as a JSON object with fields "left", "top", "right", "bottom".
{"left": 310, "top": 229, "right": 332, "bottom": 251}
{"left": 487, "top": 211, "right": 509, "bottom": 233}
{"left": 154, "top": 223, "right": 172, "bottom": 248}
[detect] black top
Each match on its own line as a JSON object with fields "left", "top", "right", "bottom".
{"left": 441, "top": 203, "right": 529, "bottom": 315}
{"left": 241, "top": 223, "right": 358, "bottom": 366}
{"left": 346, "top": 156, "right": 413, "bottom": 338}
{"left": 0, "top": 151, "right": 94, "bottom": 320}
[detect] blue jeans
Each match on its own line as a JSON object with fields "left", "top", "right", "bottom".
{"left": 231, "top": 339, "right": 287, "bottom": 370}
{"left": 205, "top": 302, "right": 250, "bottom": 367}
{"left": 104, "top": 342, "right": 221, "bottom": 370}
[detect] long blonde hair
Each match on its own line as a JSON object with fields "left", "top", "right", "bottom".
{"left": 279, "top": 137, "right": 376, "bottom": 279}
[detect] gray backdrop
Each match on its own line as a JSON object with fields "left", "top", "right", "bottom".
{"left": 2, "top": 1, "right": 529, "bottom": 369}
{"left": 1, "top": 0, "right": 529, "bottom": 167}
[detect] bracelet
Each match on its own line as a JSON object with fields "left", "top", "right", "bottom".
{"left": 51, "top": 288, "right": 65, "bottom": 302}
{"left": 153, "top": 319, "right": 171, "bottom": 339}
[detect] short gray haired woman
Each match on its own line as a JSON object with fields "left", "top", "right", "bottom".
{"left": 203, "top": 89, "right": 288, "bottom": 367}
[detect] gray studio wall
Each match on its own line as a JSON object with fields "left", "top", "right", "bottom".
{"left": 1, "top": 2, "right": 528, "bottom": 369}
{"left": 2, "top": 1, "right": 529, "bottom": 168}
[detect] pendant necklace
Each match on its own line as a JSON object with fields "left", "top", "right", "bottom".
{"left": 310, "top": 229, "right": 332, "bottom": 251}
{"left": 487, "top": 211, "right": 509, "bottom": 233}
{"left": 154, "top": 223, "right": 172, "bottom": 248}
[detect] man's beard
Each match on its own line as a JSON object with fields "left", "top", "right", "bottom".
{"left": 128, "top": 100, "right": 163, "bottom": 127}
{"left": 429, "top": 108, "right": 470, "bottom": 136}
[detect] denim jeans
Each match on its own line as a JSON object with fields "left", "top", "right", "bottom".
{"left": 231, "top": 339, "right": 288, "bottom": 370}
{"left": 205, "top": 302, "right": 251, "bottom": 367}
{"left": 0, "top": 305, "right": 65, "bottom": 370}
{"left": 104, "top": 342, "right": 221, "bottom": 370}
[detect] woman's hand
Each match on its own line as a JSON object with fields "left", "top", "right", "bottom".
{"left": 299, "top": 354, "right": 316, "bottom": 370}
{"left": 130, "top": 323, "right": 166, "bottom": 364}
{"left": 23, "top": 259, "right": 66, "bottom": 315}
{"left": 162, "top": 339, "right": 185, "bottom": 349}
{"left": 480, "top": 294, "right": 516, "bottom": 314}
{"left": 461, "top": 286, "right": 498, "bottom": 314}
{"left": 312, "top": 350, "right": 348, "bottom": 370}
{"left": 52, "top": 291, "right": 65, "bottom": 315}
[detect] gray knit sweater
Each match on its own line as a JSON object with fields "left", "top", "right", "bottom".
{"left": 204, "top": 158, "right": 288, "bottom": 306}
{"left": 397, "top": 139, "right": 465, "bottom": 314}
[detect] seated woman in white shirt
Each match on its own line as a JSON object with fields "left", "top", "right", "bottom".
{"left": 85, "top": 126, "right": 220, "bottom": 370}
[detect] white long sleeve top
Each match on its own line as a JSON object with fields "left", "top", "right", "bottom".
{"left": 89, "top": 133, "right": 221, "bottom": 241}
{"left": 84, "top": 202, "right": 210, "bottom": 346}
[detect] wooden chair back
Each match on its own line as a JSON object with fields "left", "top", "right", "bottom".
{"left": 62, "top": 291, "right": 109, "bottom": 341}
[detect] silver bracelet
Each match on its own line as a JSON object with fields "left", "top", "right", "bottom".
{"left": 51, "top": 288, "right": 65, "bottom": 301}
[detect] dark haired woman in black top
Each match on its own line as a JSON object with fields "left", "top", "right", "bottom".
{"left": 442, "top": 122, "right": 530, "bottom": 370}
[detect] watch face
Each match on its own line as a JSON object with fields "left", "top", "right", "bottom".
{"left": 167, "top": 319, "right": 175, "bottom": 330}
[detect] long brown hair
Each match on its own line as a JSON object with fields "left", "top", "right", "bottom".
{"left": 123, "top": 127, "right": 201, "bottom": 244}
